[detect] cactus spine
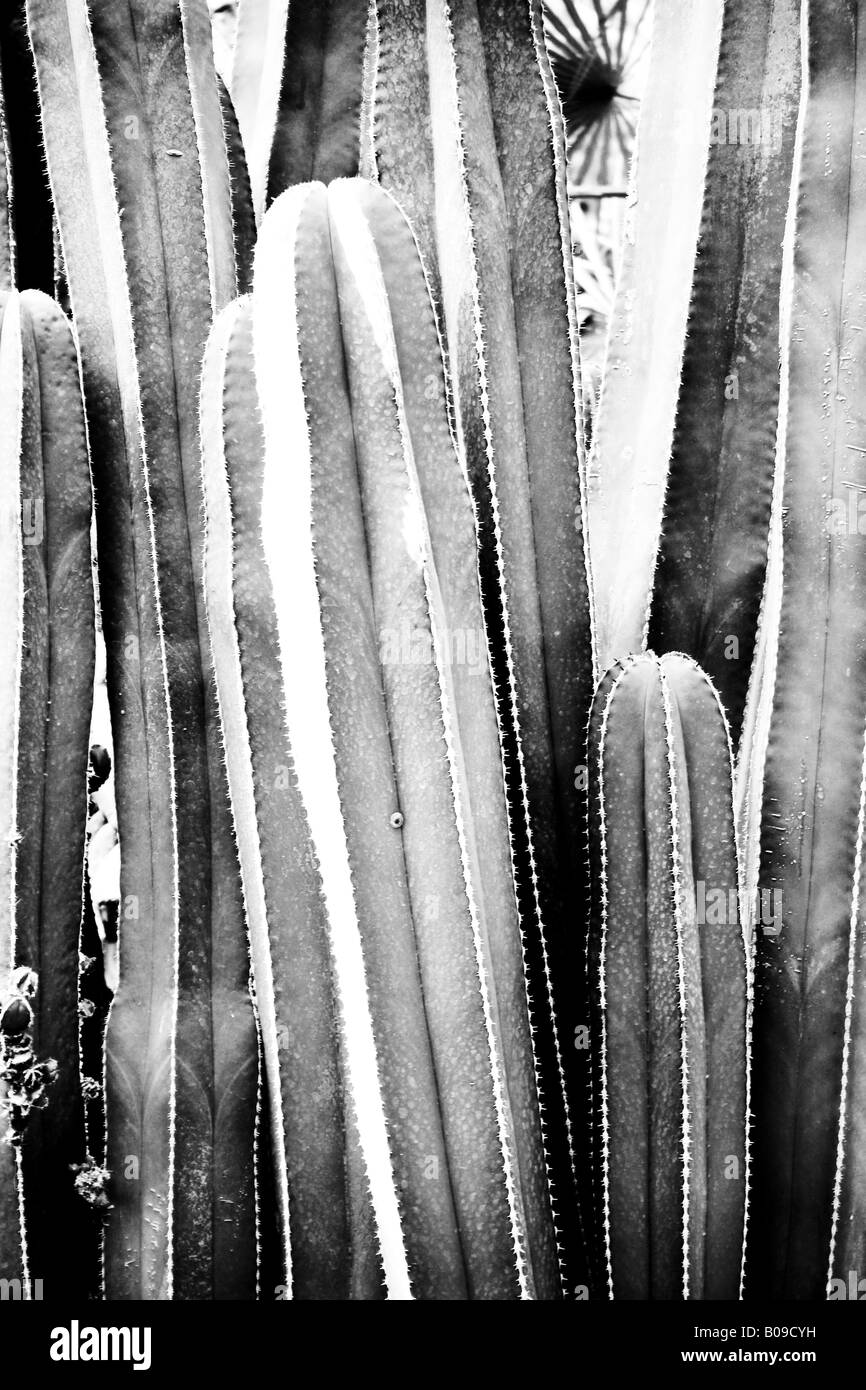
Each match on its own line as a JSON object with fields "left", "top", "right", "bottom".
{"left": 0, "top": 288, "right": 95, "bottom": 1298}
{"left": 586, "top": 654, "right": 749, "bottom": 1300}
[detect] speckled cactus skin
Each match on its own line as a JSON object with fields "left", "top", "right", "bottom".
{"left": 27, "top": 0, "right": 259, "bottom": 1300}
{"left": 201, "top": 175, "right": 561, "bottom": 1300}
{"left": 0, "top": 289, "right": 95, "bottom": 1299}
{"left": 586, "top": 654, "right": 749, "bottom": 1301}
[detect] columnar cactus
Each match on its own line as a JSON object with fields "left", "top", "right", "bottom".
{"left": 739, "top": 0, "right": 866, "bottom": 1301}
{"left": 201, "top": 295, "right": 366, "bottom": 1301}
{"left": 363, "top": 0, "right": 597, "bottom": 1275}
{"left": 586, "top": 654, "right": 749, "bottom": 1300}
{"left": 587, "top": 0, "right": 724, "bottom": 671}
{"left": 0, "top": 289, "right": 95, "bottom": 1299}
{"left": 590, "top": 0, "right": 799, "bottom": 737}
{"left": 646, "top": 0, "right": 801, "bottom": 743}
{"left": 1, "top": 0, "right": 855, "bottom": 1309}
{"left": 202, "top": 175, "right": 562, "bottom": 1299}
{"left": 27, "top": 0, "right": 259, "bottom": 1299}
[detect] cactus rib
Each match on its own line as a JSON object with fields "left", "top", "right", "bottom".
{"left": 587, "top": 653, "right": 748, "bottom": 1300}
{"left": 588, "top": 0, "right": 725, "bottom": 670}
{"left": 0, "top": 289, "right": 96, "bottom": 1299}
{"left": 28, "top": 0, "right": 259, "bottom": 1300}
{"left": 647, "top": 0, "right": 801, "bottom": 744}
{"left": 741, "top": 0, "right": 866, "bottom": 1300}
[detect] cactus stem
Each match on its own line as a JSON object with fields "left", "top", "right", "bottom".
{"left": 657, "top": 661, "right": 693, "bottom": 1301}
{"left": 253, "top": 185, "right": 410, "bottom": 1299}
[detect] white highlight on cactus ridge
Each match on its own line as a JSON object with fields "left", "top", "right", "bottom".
{"left": 530, "top": 0, "right": 598, "bottom": 687}
{"left": 377, "top": 171, "right": 562, "bottom": 1287}
{"left": 180, "top": 0, "right": 238, "bottom": 314}
{"left": 730, "top": 2, "right": 808, "bottom": 1291}
{"left": 735, "top": 0, "right": 810, "bottom": 896}
{"left": 827, "top": 712, "right": 866, "bottom": 1293}
{"left": 253, "top": 183, "right": 411, "bottom": 1301}
{"left": 419, "top": 5, "right": 569, "bottom": 1273}
{"left": 658, "top": 660, "right": 694, "bottom": 1301}
{"left": 0, "top": 76, "right": 15, "bottom": 283}
{"left": 329, "top": 177, "right": 531, "bottom": 1296}
{"left": 0, "top": 292, "right": 22, "bottom": 985}
{"left": 359, "top": 0, "right": 381, "bottom": 181}
{"left": 669, "top": 652, "right": 752, "bottom": 1301}
{"left": 0, "top": 294, "right": 29, "bottom": 1296}
{"left": 229, "top": 0, "right": 290, "bottom": 223}
{"left": 425, "top": 0, "right": 575, "bottom": 1288}
{"left": 588, "top": 0, "right": 726, "bottom": 670}
{"left": 200, "top": 297, "right": 291, "bottom": 1294}
{"left": 593, "top": 656, "right": 638, "bottom": 1301}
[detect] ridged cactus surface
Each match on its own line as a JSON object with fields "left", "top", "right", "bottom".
{"left": 0, "top": 0, "right": 859, "bottom": 1313}
{"left": 27, "top": 0, "right": 259, "bottom": 1300}
{"left": 739, "top": 0, "right": 866, "bottom": 1301}
{"left": 586, "top": 654, "right": 749, "bottom": 1301}
{"left": 0, "top": 288, "right": 95, "bottom": 1299}
{"left": 590, "top": 0, "right": 800, "bottom": 745}
{"left": 202, "top": 175, "right": 563, "bottom": 1300}
{"left": 364, "top": 0, "right": 596, "bottom": 1277}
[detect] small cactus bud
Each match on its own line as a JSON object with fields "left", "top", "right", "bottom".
{"left": 0, "top": 996, "right": 33, "bottom": 1036}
